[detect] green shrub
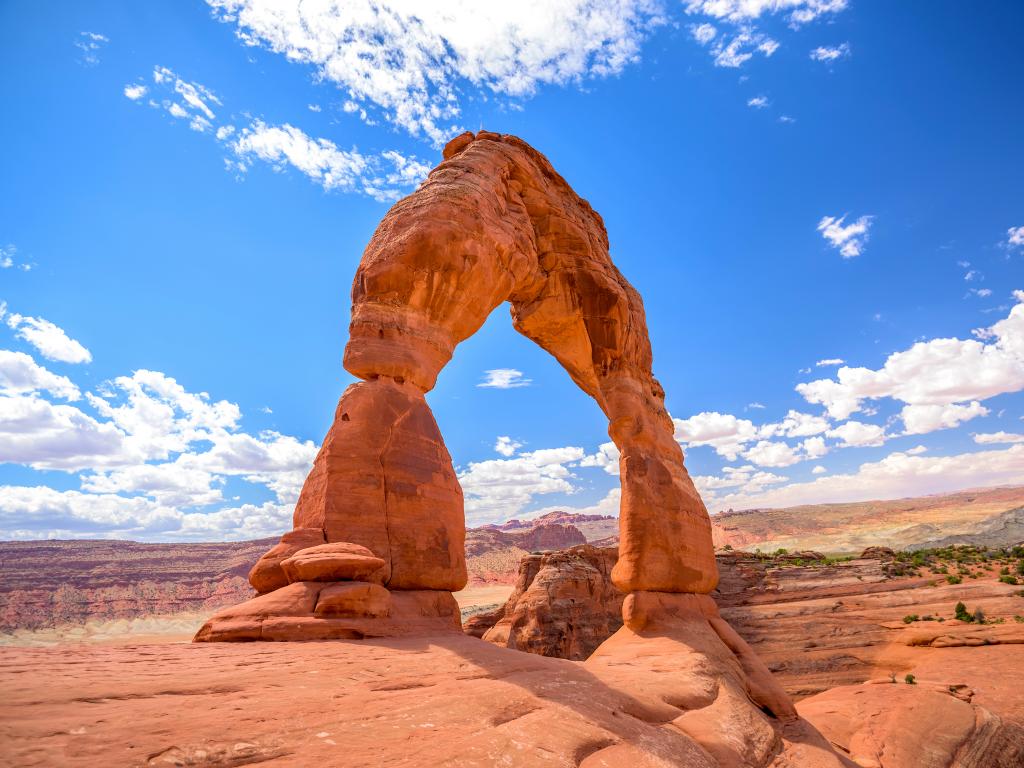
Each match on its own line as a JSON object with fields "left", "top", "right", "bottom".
{"left": 902, "top": 614, "right": 919, "bottom": 624}
{"left": 905, "top": 674, "right": 916, "bottom": 685}
{"left": 947, "top": 575, "right": 962, "bottom": 585}
{"left": 954, "top": 601, "right": 972, "bottom": 622}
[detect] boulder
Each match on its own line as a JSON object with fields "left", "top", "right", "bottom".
{"left": 279, "top": 543, "right": 386, "bottom": 583}
{"left": 248, "top": 527, "right": 326, "bottom": 593}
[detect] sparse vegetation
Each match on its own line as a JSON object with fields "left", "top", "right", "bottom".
{"left": 905, "top": 674, "right": 916, "bottom": 685}
{"left": 947, "top": 575, "right": 962, "bottom": 584}
{"left": 902, "top": 614, "right": 919, "bottom": 624}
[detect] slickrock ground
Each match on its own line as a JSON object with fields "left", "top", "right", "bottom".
{"left": 0, "top": 633, "right": 847, "bottom": 768}
{"left": 711, "top": 486, "right": 1024, "bottom": 553}
{"left": 715, "top": 549, "right": 1024, "bottom": 720}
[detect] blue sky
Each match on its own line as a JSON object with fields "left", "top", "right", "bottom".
{"left": 1, "top": 0, "right": 1022, "bottom": 540}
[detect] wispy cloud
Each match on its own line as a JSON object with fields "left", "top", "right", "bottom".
{"left": 2, "top": 305, "right": 92, "bottom": 364}
{"left": 747, "top": 95, "right": 769, "bottom": 108}
{"left": 478, "top": 368, "right": 532, "bottom": 389}
{"left": 74, "top": 31, "right": 108, "bottom": 66}
{"left": 809, "top": 42, "right": 850, "bottom": 62}
{"left": 817, "top": 213, "right": 873, "bottom": 258}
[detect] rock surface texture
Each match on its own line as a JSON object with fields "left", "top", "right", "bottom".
{"left": 479, "top": 544, "right": 623, "bottom": 659}
{"left": 196, "top": 130, "right": 718, "bottom": 642}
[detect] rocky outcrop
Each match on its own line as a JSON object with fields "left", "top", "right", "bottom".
{"left": 798, "top": 682, "right": 1024, "bottom": 767}
{"left": 480, "top": 545, "right": 622, "bottom": 660}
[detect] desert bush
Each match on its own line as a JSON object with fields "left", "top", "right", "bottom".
{"left": 946, "top": 575, "right": 962, "bottom": 585}
{"left": 905, "top": 674, "right": 916, "bottom": 685}
{"left": 902, "top": 614, "right": 919, "bottom": 624}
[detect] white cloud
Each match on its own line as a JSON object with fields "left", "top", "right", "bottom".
{"left": 704, "top": 444, "right": 1024, "bottom": 513}
{"left": 747, "top": 95, "right": 769, "bottom": 108}
{"left": 1006, "top": 226, "right": 1024, "bottom": 249}
{"left": 208, "top": 0, "right": 664, "bottom": 144}
{"left": 459, "top": 446, "right": 586, "bottom": 525}
{"left": 969, "top": 288, "right": 993, "bottom": 298}
{"left": 74, "top": 31, "right": 108, "bottom": 66}
{"left": 816, "top": 358, "right": 844, "bottom": 366}
{"left": 811, "top": 465, "right": 827, "bottom": 474}
{"left": 684, "top": 0, "right": 848, "bottom": 26}
{"left": 579, "top": 441, "right": 620, "bottom": 475}
{"left": 674, "top": 411, "right": 759, "bottom": 460}
{"left": 0, "top": 486, "right": 293, "bottom": 541}
{"left": 694, "top": 464, "right": 787, "bottom": 498}
{"left": 742, "top": 439, "right": 802, "bottom": 467}
{"left": 797, "top": 291, "right": 1024, "bottom": 420}
{"left": 817, "top": 213, "right": 873, "bottom": 258}
{"left": 4, "top": 310, "right": 92, "bottom": 364}
{"left": 0, "top": 351, "right": 80, "bottom": 401}
{"left": 973, "top": 431, "right": 1024, "bottom": 445}
{"left": 800, "top": 435, "right": 829, "bottom": 459}
{"left": 690, "top": 23, "right": 717, "bottom": 45}
{"left": 494, "top": 435, "right": 523, "bottom": 457}
{"left": 478, "top": 368, "right": 532, "bottom": 389}
{"left": 123, "top": 83, "right": 148, "bottom": 100}
{"left": 825, "top": 420, "right": 886, "bottom": 447}
{"left": 778, "top": 115, "right": 796, "bottom": 124}
{"left": 809, "top": 42, "right": 850, "bottom": 62}
{"left": 760, "top": 409, "right": 830, "bottom": 438}
{"left": 307, "top": 103, "right": 321, "bottom": 112}
{"left": 900, "top": 401, "right": 988, "bottom": 435}
{"left": 710, "top": 29, "right": 779, "bottom": 68}
{"left": 230, "top": 121, "right": 431, "bottom": 202}
{"left": 747, "top": 401, "right": 766, "bottom": 409}
{"left": 0, "top": 395, "right": 130, "bottom": 471}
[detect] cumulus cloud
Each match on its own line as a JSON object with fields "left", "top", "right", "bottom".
{"left": 0, "top": 350, "right": 80, "bottom": 400}
{"left": 478, "top": 368, "right": 532, "bottom": 389}
{"left": 674, "top": 411, "right": 760, "bottom": 461}
{"left": 208, "top": 0, "right": 664, "bottom": 144}
{"left": 580, "top": 441, "right": 620, "bottom": 475}
{"left": 494, "top": 435, "right": 522, "bottom": 457}
{"left": 797, "top": 291, "right": 1024, "bottom": 424}
{"left": 816, "top": 358, "right": 844, "bottom": 367}
{"left": 690, "top": 23, "right": 717, "bottom": 45}
{"left": 825, "top": 420, "right": 886, "bottom": 447}
{"left": 809, "top": 42, "right": 850, "bottom": 62}
{"left": 459, "top": 446, "right": 585, "bottom": 525}
{"left": 747, "top": 95, "right": 769, "bottom": 108}
{"left": 817, "top": 213, "right": 872, "bottom": 258}
{"left": 900, "top": 402, "right": 988, "bottom": 436}
{"left": 123, "top": 83, "right": 148, "bottom": 100}
{"left": 3, "top": 308, "right": 92, "bottom": 364}
{"left": 1006, "top": 226, "right": 1024, "bottom": 250}
{"left": 742, "top": 439, "right": 802, "bottom": 467}
{"left": 703, "top": 444, "right": 1024, "bottom": 513}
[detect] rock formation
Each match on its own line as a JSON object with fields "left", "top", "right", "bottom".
{"left": 196, "top": 130, "right": 718, "bottom": 642}
{"left": 478, "top": 544, "right": 623, "bottom": 659}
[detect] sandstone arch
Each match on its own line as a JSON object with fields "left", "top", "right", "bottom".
{"left": 300, "top": 130, "right": 715, "bottom": 595}
{"left": 197, "top": 131, "right": 720, "bottom": 640}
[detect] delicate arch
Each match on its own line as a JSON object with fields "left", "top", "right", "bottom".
{"left": 287, "top": 131, "right": 717, "bottom": 595}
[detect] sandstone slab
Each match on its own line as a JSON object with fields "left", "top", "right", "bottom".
{"left": 280, "top": 543, "right": 386, "bottom": 583}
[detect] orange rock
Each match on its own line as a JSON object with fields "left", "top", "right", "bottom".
{"left": 314, "top": 582, "right": 391, "bottom": 618}
{"left": 207, "top": 130, "right": 719, "bottom": 643}
{"left": 248, "top": 527, "right": 325, "bottom": 593}
{"left": 279, "top": 543, "right": 386, "bottom": 583}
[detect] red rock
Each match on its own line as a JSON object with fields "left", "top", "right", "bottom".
{"left": 314, "top": 582, "right": 391, "bottom": 618}
{"left": 248, "top": 527, "right": 325, "bottom": 593}
{"left": 798, "top": 682, "right": 1024, "bottom": 767}
{"left": 279, "top": 542, "right": 386, "bottom": 583}
{"left": 481, "top": 545, "right": 623, "bottom": 660}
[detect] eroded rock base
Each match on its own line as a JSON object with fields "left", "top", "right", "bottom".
{"left": 193, "top": 582, "right": 461, "bottom": 642}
